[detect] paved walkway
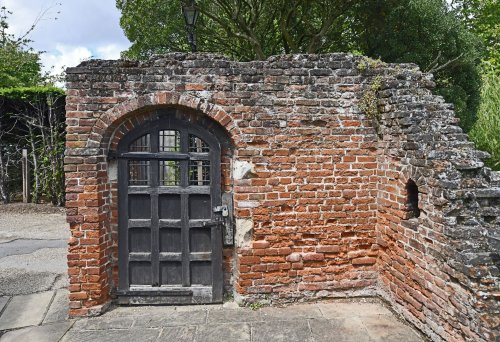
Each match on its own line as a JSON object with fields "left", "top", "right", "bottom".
{"left": 0, "top": 299, "right": 424, "bottom": 342}
{"left": 0, "top": 205, "right": 70, "bottom": 341}
{"left": 0, "top": 205, "right": 69, "bottom": 297}
{"left": 0, "top": 290, "right": 68, "bottom": 331}
{"left": 0, "top": 206, "right": 424, "bottom": 341}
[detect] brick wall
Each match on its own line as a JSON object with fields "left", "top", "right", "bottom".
{"left": 65, "top": 53, "right": 499, "bottom": 341}
{"left": 371, "top": 64, "right": 500, "bottom": 341}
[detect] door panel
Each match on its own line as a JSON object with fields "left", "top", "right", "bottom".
{"left": 160, "top": 262, "right": 182, "bottom": 285}
{"left": 189, "top": 194, "right": 212, "bottom": 219}
{"left": 158, "top": 195, "right": 181, "bottom": 219}
{"left": 128, "top": 195, "right": 151, "bottom": 219}
{"left": 160, "top": 229, "right": 181, "bottom": 252}
{"left": 190, "top": 228, "right": 211, "bottom": 252}
{"left": 129, "top": 228, "right": 151, "bottom": 253}
{"left": 116, "top": 112, "right": 223, "bottom": 304}
{"left": 130, "top": 262, "right": 151, "bottom": 285}
{"left": 191, "top": 261, "right": 212, "bottom": 285}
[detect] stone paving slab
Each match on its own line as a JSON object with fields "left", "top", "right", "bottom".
{"left": 359, "top": 314, "right": 422, "bottom": 342}
{"left": 60, "top": 327, "right": 161, "bottom": 342}
{"left": 0, "top": 321, "right": 73, "bottom": 342}
{"left": 309, "top": 317, "right": 371, "bottom": 342}
{"left": 0, "top": 269, "right": 60, "bottom": 297}
{"left": 133, "top": 310, "right": 208, "bottom": 328}
{"left": 252, "top": 320, "right": 310, "bottom": 342}
{"left": 104, "top": 305, "right": 178, "bottom": 317}
{"left": 317, "top": 302, "right": 392, "bottom": 318}
{"left": 72, "top": 316, "right": 135, "bottom": 331}
{"left": 0, "top": 298, "right": 9, "bottom": 314}
{"left": 196, "top": 323, "right": 251, "bottom": 342}
{"left": 260, "top": 303, "right": 323, "bottom": 321}
{"left": 207, "top": 308, "right": 261, "bottom": 323}
{"left": 43, "top": 289, "right": 69, "bottom": 324}
{"left": 59, "top": 300, "right": 423, "bottom": 342}
{"left": 0, "top": 291, "right": 53, "bottom": 330}
{"left": 157, "top": 326, "right": 197, "bottom": 342}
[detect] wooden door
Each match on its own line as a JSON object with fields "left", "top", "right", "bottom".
{"left": 116, "top": 111, "right": 223, "bottom": 304}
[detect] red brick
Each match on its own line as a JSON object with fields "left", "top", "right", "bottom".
{"left": 352, "top": 257, "right": 377, "bottom": 265}
{"left": 302, "top": 253, "right": 325, "bottom": 261}
{"left": 253, "top": 240, "right": 270, "bottom": 249}
{"left": 316, "top": 245, "right": 340, "bottom": 253}
{"left": 239, "top": 256, "right": 260, "bottom": 265}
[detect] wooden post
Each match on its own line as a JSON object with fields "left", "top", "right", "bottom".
{"left": 22, "top": 149, "right": 30, "bottom": 203}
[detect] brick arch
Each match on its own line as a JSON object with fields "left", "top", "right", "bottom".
{"left": 65, "top": 92, "right": 240, "bottom": 316}
{"left": 88, "top": 91, "right": 241, "bottom": 154}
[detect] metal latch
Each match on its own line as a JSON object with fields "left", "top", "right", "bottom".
{"left": 213, "top": 205, "right": 229, "bottom": 217}
{"left": 202, "top": 220, "right": 221, "bottom": 227}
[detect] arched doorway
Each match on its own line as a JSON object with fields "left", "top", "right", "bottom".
{"left": 115, "top": 108, "right": 224, "bottom": 304}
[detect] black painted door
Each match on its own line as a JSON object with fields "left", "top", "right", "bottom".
{"left": 116, "top": 112, "right": 223, "bottom": 304}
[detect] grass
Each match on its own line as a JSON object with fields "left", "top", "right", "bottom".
{"left": 248, "top": 302, "right": 264, "bottom": 310}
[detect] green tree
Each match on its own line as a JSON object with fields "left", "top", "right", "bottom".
{"left": 447, "top": 1, "right": 499, "bottom": 169}
{"left": 117, "top": 0, "right": 484, "bottom": 131}
{"left": 117, "top": 0, "right": 358, "bottom": 60}
{"left": 351, "top": 0, "right": 483, "bottom": 131}
{"left": 470, "top": 72, "right": 500, "bottom": 170}
{"left": 0, "top": 6, "right": 43, "bottom": 88}
{"left": 451, "top": 0, "right": 500, "bottom": 74}
{"left": 0, "top": 87, "right": 66, "bottom": 205}
{"left": 0, "top": 6, "right": 65, "bottom": 204}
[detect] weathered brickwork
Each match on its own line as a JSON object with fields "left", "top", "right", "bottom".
{"left": 65, "top": 53, "right": 499, "bottom": 341}
{"left": 372, "top": 64, "right": 500, "bottom": 341}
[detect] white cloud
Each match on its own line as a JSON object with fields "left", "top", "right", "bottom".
{"left": 2, "top": 0, "right": 42, "bottom": 37}
{"left": 95, "top": 44, "right": 124, "bottom": 60}
{"left": 40, "top": 44, "right": 92, "bottom": 76}
{"left": 3, "top": 0, "right": 131, "bottom": 79}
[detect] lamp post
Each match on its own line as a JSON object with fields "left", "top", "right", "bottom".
{"left": 182, "top": 0, "right": 199, "bottom": 53}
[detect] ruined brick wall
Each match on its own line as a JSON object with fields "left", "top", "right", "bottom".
{"left": 368, "top": 64, "right": 500, "bottom": 341}
{"left": 65, "top": 53, "right": 499, "bottom": 341}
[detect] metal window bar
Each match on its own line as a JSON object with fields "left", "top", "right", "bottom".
{"left": 189, "top": 135, "right": 209, "bottom": 153}
{"left": 129, "top": 134, "right": 151, "bottom": 152}
{"left": 189, "top": 160, "right": 210, "bottom": 186}
{"left": 129, "top": 161, "right": 150, "bottom": 185}
{"left": 159, "top": 130, "right": 180, "bottom": 152}
{"left": 160, "top": 160, "right": 180, "bottom": 186}
{"left": 196, "top": 139, "right": 203, "bottom": 185}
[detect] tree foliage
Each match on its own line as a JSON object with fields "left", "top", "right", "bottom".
{"left": 451, "top": 0, "right": 500, "bottom": 74}
{"left": 351, "top": 0, "right": 483, "bottom": 130}
{"left": 470, "top": 73, "right": 500, "bottom": 170}
{"left": 0, "top": 87, "right": 66, "bottom": 205}
{"left": 117, "top": 0, "right": 484, "bottom": 131}
{"left": 117, "top": 0, "right": 359, "bottom": 60}
{"left": 0, "top": 6, "right": 66, "bottom": 205}
{"left": 0, "top": 6, "right": 43, "bottom": 88}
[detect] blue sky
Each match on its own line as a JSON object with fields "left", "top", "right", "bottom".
{"left": 3, "top": 0, "right": 131, "bottom": 75}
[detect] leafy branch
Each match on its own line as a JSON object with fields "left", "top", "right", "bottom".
{"left": 425, "top": 50, "right": 465, "bottom": 73}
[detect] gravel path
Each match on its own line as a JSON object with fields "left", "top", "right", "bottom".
{"left": 0, "top": 203, "right": 68, "bottom": 243}
{"left": 0, "top": 203, "right": 69, "bottom": 296}
{"left": 0, "top": 203, "right": 65, "bottom": 215}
